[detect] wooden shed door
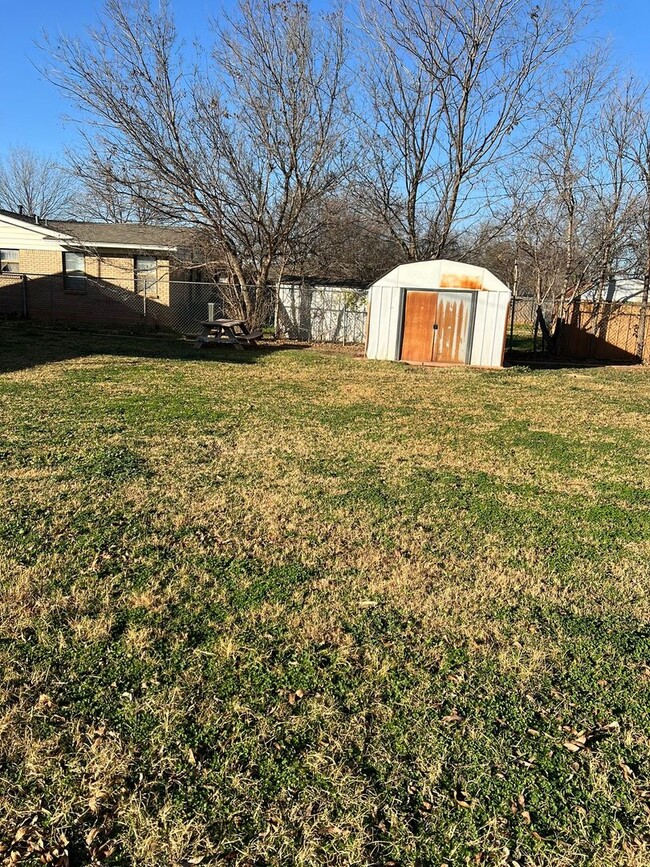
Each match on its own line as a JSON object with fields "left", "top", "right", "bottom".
{"left": 400, "top": 290, "right": 473, "bottom": 364}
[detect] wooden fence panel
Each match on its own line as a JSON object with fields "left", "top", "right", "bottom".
{"left": 557, "top": 302, "right": 649, "bottom": 363}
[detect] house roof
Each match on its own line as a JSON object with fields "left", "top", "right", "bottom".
{"left": 0, "top": 208, "right": 41, "bottom": 226}
{"left": 49, "top": 220, "right": 196, "bottom": 251}
{"left": 0, "top": 209, "right": 196, "bottom": 252}
{"left": 0, "top": 208, "right": 73, "bottom": 240}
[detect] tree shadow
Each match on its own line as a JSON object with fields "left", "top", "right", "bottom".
{"left": 505, "top": 302, "right": 646, "bottom": 369}
{"left": 504, "top": 351, "right": 640, "bottom": 370}
{"left": 0, "top": 322, "right": 310, "bottom": 375}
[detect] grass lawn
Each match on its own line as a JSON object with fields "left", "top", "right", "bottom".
{"left": 1, "top": 323, "right": 650, "bottom": 866}
{"left": 507, "top": 324, "right": 537, "bottom": 354}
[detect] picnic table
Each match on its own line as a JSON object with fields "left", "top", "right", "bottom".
{"left": 195, "top": 318, "right": 263, "bottom": 349}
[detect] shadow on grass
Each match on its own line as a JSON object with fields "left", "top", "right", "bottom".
{"left": 504, "top": 349, "right": 641, "bottom": 370}
{"left": 0, "top": 321, "right": 310, "bottom": 374}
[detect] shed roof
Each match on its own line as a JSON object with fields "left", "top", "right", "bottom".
{"left": 372, "top": 259, "right": 510, "bottom": 293}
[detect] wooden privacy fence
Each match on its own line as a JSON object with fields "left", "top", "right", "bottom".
{"left": 555, "top": 302, "right": 650, "bottom": 364}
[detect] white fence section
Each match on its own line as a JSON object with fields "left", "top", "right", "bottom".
{"left": 275, "top": 283, "right": 368, "bottom": 344}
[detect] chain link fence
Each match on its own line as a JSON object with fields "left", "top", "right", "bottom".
{"left": 0, "top": 273, "right": 369, "bottom": 344}
{"left": 506, "top": 296, "right": 555, "bottom": 353}
{"left": 506, "top": 295, "right": 649, "bottom": 362}
{"left": 0, "top": 272, "right": 215, "bottom": 334}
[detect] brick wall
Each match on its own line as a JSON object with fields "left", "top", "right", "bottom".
{"left": 1, "top": 247, "right": 197, "bottom": 329}
{"left": 19, "top": 250, "right": 64, "bottom": 278}
{"left": 26, "top": 272, "right": 147, "bottom": 328}
{"left": 0, "top": 274, "right": 25, "bottom": 316}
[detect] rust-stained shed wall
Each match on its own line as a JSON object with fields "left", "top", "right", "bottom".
{"left": 366, "top": 259, "right": 511, "bottom": 368}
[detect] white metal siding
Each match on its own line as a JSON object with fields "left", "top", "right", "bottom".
{"left": 366, "top": 284, "right": 403, "bottom": 360}
{"left": 469, "top": 291, "right": 509, "bottom": 367}
{"left": 277, "top": 284, "right": 367, "bottom": 343}
{"left": 366, "top": 286, "right": 381, "bottom": 357}
{"left": 366, "top": 260, "right": 511, "bottom": 367}
{"left": 377, "top": 286, "right": 392, "bottom": 359}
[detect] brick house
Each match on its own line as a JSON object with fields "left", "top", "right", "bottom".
{"left": 0, "top": 209, "right": 208, "bottom": 329}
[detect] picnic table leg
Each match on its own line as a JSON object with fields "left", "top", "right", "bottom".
{"left": 223, "top": 326, "right": 244, "bottom": 349}
{"left": 195, "top": 326, "right": 210, "bottom": 348}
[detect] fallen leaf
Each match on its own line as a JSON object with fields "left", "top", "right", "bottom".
{"left": 563, "top": 735, "right": 586, "bottom": 752}
{"left": 620, "top": 762, "right": 635, "bottom": 779}
{"left": 85, "top": 828, "right": 100, "bottom": 846}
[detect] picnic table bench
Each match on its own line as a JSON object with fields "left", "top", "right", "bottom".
{"left": 195, "top": 318, "right": 263, "bottom": 349}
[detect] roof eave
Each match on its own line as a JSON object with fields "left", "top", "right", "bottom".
{"left": 0, "top": 212, "right": 74, "bottom": 241}
{"left": 64, "top": 241, "right": 179, "bottom": 253}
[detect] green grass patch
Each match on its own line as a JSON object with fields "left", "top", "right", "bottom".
{"left": 1, "top": 323, "right": 650, "bottom": 865}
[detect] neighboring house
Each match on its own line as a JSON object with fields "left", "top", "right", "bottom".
{"left": 579, "top": 277, "right": 646, "bottom": 304}
{"left": 0, "top": 208, "right": 208, "bottom": 328}
{"left": 0, "top": 208, "right": 375, "bottom": 342}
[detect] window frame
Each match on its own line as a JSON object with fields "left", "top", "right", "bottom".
{"left": 134, "top": 255, "right": 158, "bottom": 297}
{"left": 63, "top": 251, "right": 87, "bottom": 293}
{"left": 0, "top": 249, "right": 20, "bottom": 274}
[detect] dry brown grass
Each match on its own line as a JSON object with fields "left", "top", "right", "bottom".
{"left": 1, "top": 325, "right": 650, "bottom": 865}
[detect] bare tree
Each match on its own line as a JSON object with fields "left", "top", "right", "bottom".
{"left": 74, "top": 162, "right": 170, "bottom": 224}
{"left": 281, "top": 197, "right": 403, "bottom": 282}
{"left": 354, "top": 0, "right": 590, "bottom": 262}
{"left": 43, "top": 0, "right": 349, "bottom": 325}
{"left": 0, "top": 147, "right": 77, "bottom": 218}
{"left": 530, "top": 52, "right": 609, "bottom": 313}
{"left": 587, "top": 77, "right": 641, "bottom": 312}
{"left": 628, "top": 93, "right": 650, "bottom": 361}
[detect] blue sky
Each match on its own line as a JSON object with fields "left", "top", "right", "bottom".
{"left": 0, "top": 0, "right": 648, "bottom": 163}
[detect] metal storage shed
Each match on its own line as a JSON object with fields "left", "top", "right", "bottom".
{"left": 365, "top": 259, "right": 512, "bottom": 368}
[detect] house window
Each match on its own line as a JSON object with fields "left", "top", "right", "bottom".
{"left": 63, "top": 252, "right": 86, "bottom": 291}
{"left": 135, "top": 256, "right": 158, "bottom": 296}
{"left": 0, "top": 249, "right": 19, "bottom": 274}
